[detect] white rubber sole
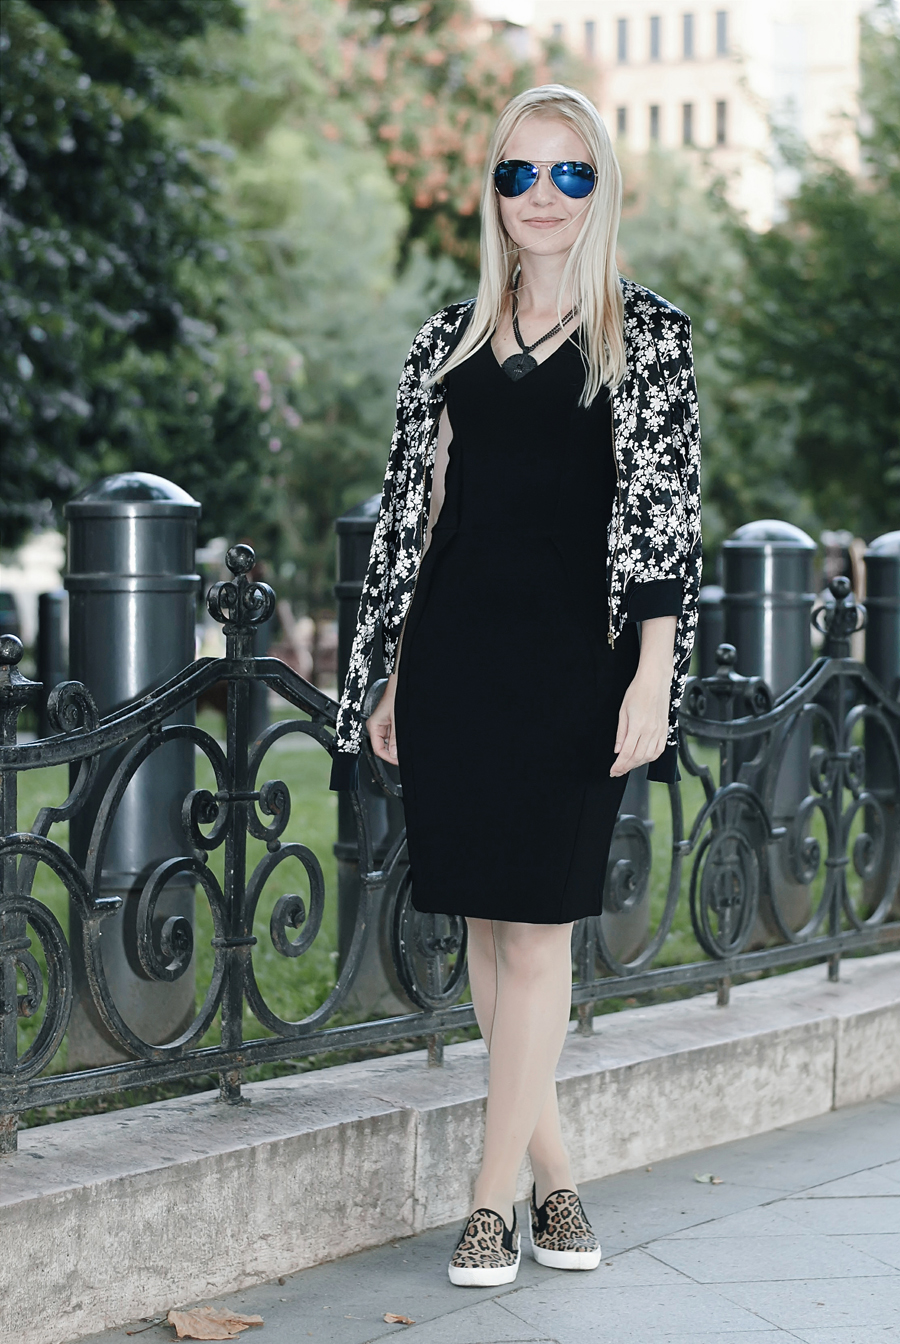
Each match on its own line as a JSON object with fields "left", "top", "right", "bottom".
{"left": 448, "top": 1247, "right": 521, "bottom": 1287}
{"left": 530, "top": 1236, "right": 602, "bottom": 1270}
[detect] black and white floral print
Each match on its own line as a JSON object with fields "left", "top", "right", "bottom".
{"left": 331, "top": 278, "right": 701, "bottom": 781}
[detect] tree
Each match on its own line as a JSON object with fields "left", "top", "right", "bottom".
{"left": 0, "top": 0, "right": 265, "bottom": 550}
{"left": 172, "top": 0, "right": 469, "bottom": 609}
{"left": 341, "top": 0, "right": 571, "bottom": 279}
{"left": 618, "top": 3, "right": 900, "bottom": 552}
{"left": 727, "top": 0, "right": 900, "bottom": 539}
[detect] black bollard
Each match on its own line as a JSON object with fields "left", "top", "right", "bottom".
{"left": 698, "top": 584, "right": 725, "bottom": 680}
{"left": 36, "top": 590, "right": 67, "bottom": 739}
{"left": 65, "top": 473, "right": 201, "bottom": 1066}
{"left": 721, "top": 520, "right": 817, "bottom": 936}
{"left": 333, "top": 496, "right": 409, "bottom": 1015}
{"left": 863, "top": 531, "right": 900, "bottom": 915}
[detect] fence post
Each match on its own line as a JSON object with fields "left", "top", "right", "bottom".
{"left": 64, "top": 473, "right": 201, "bottom": 1067}
{"left": 333, "top": 496, "right": 410, "bottom": 1016}
{"left": 721, "top": 520, "right": 817, "bottom": 936}
{"left": 864, "top": 530, "right": 900, "bottom": 916}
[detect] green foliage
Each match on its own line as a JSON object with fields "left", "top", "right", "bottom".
{"left": 0, "top": 0, "right": 267, "bottom": 550}
{"left": 344, "top": 0, "right": 572, "bottom": 279}
{"left": 174, "top": 0, "right": 468, "bottom": 607}
{"left": 723, "top": 2, "right": 900, "bottom": 540}
{"left": 619, "top": 5, "right": 900, "bottom": 551}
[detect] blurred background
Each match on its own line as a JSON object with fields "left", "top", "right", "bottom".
{"left": 1, "top": 0, "right": 898, "bottom": 674}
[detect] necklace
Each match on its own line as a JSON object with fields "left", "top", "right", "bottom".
{"left": 500, "top": 278, "right": 578, "bottom": 382}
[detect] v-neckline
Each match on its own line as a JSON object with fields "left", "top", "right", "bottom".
{"left": 490, "top": 327, "right": 582, "bottom": 379}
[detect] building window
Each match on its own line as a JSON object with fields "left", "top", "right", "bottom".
{"left": 716, "top": 10, "right": 728, "bottom": 55}
{"left": 551, "top": 21, "right": 563, "bottom": 41}
{"left": 649, "top": 104, "right": 660, "bottom": 142}
{"left": 716, "top": 100, "right": 727, "bottom": 145}
{"left": 617, "top": 17, "right": 628, "bottom": 63}
{"left": 616, "top": 106, "right": 628, "bottom": 138}
{"left": 649, "top": 15, "right": 661, "bottom": 61}
{"left": 683, "top": 13, "right": 694, "bottom": 59}
{"left": 584, "top": 19, "right": 595, "bottom": 57}
{"left": 682, "top": 102, "right": 693, "bottom": 144}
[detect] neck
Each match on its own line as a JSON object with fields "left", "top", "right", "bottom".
{"left": 514, "top": 251, "right": 573, "bottom": 318}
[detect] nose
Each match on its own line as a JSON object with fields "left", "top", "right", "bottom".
{"left": 530, "top": 164, "right": 556, "bottom": 204}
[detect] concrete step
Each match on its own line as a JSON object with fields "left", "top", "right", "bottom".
{"left": 2, "top": 951, "right": 899, "bottom": 1344}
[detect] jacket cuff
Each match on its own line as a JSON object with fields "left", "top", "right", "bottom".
{"left": 329, "top": 751, "right": 360, "bottom": 792}
{"left": 646, "top": 740, "right": 680, "bottom": 784}
{"left": 624, "top": 578, "right": 683, "bottom": 623}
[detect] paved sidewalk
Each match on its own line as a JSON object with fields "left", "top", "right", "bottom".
{"left": 87, "top": 1091, "right": 900, "bottom": 1344}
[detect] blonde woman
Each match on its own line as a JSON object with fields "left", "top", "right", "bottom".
{"left": 331, "top": 84, "right": 702, "bottom": 1285}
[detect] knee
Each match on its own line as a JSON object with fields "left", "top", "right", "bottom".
{"left": 494, "top": 922, "right": 572, "bottom": 980}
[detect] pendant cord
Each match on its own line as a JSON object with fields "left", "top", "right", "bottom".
{"left": 510, "top": 274, "right": 578, "bottom": 356}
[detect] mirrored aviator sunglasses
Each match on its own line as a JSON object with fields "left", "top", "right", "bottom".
{"left": 493, "top": 159, "right": 596, "bottom": 199}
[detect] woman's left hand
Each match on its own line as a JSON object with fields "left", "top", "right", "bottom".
{"left": 610, "top": 669, "right": 671, "bottom": 776}
{"left": 610, "top": 615, "right": 677, "bottom": 777}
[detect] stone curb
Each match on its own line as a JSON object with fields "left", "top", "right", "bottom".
{"left": 2, "top": 951, "right": 899, "bottom": 1344}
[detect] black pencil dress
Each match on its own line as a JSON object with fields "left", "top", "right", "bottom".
{"left": 393, "top": 333, "right": 641, "bottom": 924}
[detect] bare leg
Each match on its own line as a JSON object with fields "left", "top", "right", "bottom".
{"left": 467, "top": 919, "right": 575, "bottom": 1204}
{"left": 465, "top": 918, "right": 575, "bottom": 1226}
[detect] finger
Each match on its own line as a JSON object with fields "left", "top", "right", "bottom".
{"left": 623, "top": 724, "right": 657, "bottom": 773}
{"left": 614, "top": 704, "right": 629, "bottom": 753}
{"left": 610, "top": 727, "right": 641, "bottom": 776}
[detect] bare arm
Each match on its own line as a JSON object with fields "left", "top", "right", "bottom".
{"left": 610, "top": 615, "right": 677, "bottom": 777}
{"left": 367, "top": 406, "right": 453, "bottom": 764}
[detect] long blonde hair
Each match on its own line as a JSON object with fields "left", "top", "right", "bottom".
{"left": 434, "top": 85, "right": 626, "bottom": 404}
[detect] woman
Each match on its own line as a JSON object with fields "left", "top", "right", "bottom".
{"left": 331, "top": 84, "right": 701, "bottom": 1286}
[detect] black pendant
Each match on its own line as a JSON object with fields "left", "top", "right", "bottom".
{"left": 501, "top": 351, "right": 537, "bottom": 382}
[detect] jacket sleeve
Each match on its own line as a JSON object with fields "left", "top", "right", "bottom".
{"left": 660, "top": 313, "right": 703, "bottom": 749}
{"left": 329, "top": 339, "right": 420, "bottom": 786}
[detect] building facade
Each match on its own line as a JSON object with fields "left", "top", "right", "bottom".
{"left": 476, "top": 0, "right": 864, "bottom": 228}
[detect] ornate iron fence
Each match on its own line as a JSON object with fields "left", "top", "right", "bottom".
{"left": 1, "top": 548, "right": 899, "bottom": 1153}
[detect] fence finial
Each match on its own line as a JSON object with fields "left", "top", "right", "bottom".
{"left": 207, "top": 544, "right": 276, "bottom": 656}
{"left": 812, "top": 575, "right": 866, "bottom": 658}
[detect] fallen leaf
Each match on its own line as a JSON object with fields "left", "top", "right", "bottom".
{"left": 693, "top": 1173, "right": 723, "bottom": 1185}
{"left": 167, "top": 1307, "right": 263, "bottom": 1340}
{"left": 383, "top": 1312, "right": 416, "bottom": 1325}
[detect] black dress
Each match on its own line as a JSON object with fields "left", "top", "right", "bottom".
{"left": 393, "top": 333, "right": 641, "bottom": 924}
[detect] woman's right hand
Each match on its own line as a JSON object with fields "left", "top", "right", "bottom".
{"left": 366, "top": 673, "right": 399, "bottom": 765}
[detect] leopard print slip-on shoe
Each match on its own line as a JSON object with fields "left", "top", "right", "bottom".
{"left": 529, "top": 1184, "right": 602, "bottom": 1270}
{"left": 448, "top": 1207, "right": 521, "bottom": 1287}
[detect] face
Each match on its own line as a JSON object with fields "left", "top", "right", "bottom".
{"left": 495, "top": 116, "right": 594, "bottom": 259}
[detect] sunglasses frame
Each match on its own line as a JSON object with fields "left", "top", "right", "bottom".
{"left": 492, "top": 159, "right": 597, "bottom": 199}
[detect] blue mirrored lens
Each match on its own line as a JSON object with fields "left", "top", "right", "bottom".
{"left": 549, "top": 162, "right": 596, "bottom": 198}
{"left": 494, "top": 161, "right": 539, "bottom": 197}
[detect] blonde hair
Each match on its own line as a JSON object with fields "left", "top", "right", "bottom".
{"left": 434, "top": 84, "right": 626, "bottom": 403}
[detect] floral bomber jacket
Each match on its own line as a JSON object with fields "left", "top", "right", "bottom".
{"left": 330, "top": 276, "right": 702, "bottom": 788}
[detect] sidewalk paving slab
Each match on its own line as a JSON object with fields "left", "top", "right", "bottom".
{"left": 77, "top": 1090, "right": 900, "bottom": 1344}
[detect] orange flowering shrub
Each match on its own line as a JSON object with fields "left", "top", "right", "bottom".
{"left": 267, "top": 0, "right": 567, "bottom": 277}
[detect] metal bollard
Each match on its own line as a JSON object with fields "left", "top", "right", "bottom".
{"left": 721, "top": 520, "right": 817, "bottom": 935}
{"left": 722, "top": 521, "right": 817, "bottom": 696}
{"left": 863, "top": 531, "right": 900, "bottom": 915}
{"left": 334, "top": 496, "right": 409, "bottom": 1016}
{"left": 36, "top": 590, "right": 67, "bottom": 739}
{"left": 865, "top": 531, "right": 900, "bottom": 701}
{"left": 65, "top": 472, "right": 201, "bottom": 1066}
{"left": 698, "top": 584, "right": 725, "bottom": 679}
